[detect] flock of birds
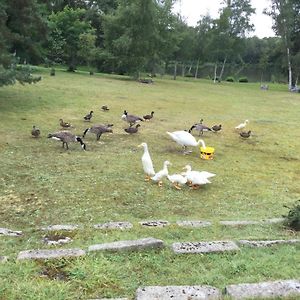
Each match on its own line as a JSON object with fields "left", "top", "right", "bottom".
{"left": 138, "top": 142, "right": 216, "bottom": 190}
{"left": 30, "top": 106, "right": 252, "bottom": 190}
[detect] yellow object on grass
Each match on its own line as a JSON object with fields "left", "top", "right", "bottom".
{"left": 200, "top": 146, "right": 215, "bottom": 160}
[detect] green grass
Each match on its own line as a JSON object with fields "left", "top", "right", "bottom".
{"left": 0, "top": 68, "right": 299, "bottom": 299}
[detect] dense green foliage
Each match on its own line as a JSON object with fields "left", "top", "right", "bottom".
{"left": 283, "top": 200, "right": 300, "bottom": 231}
{"left": 0, "top": 0, "right": 299, "bottom": 85}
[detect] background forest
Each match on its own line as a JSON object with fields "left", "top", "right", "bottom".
{"left": 0, "top": 0, "right": 299, "bottom": 87}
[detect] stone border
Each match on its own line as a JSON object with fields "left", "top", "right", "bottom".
{"left": 176, "top": 220, "right": 212, "bottom": 227}
{"left": 94, "top": 222, "right": 133, "bottom": 230}
{"left": 40, "top": 225, "right": 80, "bottom": 231}
{"left": 139, "top": 220, "right": 170, "bottom": 227}
{"left": 225, "top": 279, "right": 300, "bottom": 299}
{"left": 172, "top": 241, "right": 240, "bottom": 254}
{"left": 238, "top": 239, "right": 300, "bottom": 247}
{"left": 136, "top": 285, "right": 221, "bottom": 299}
{"left": 17, "top": 248, "right": 86, "bottom": 260}
{"left": 0, "top": 228, "right": 22, "bottom": 236}
{"left": 89, "top": 237, "right": 164, "bottom": 252}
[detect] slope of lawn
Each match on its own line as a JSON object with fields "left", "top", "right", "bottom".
{"left": 0, "top": 68, "right": 299, "bottom": 299}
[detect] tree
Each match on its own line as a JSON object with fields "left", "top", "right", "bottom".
{"left": 48, "top": 6, "right": 95, "bottom": 71}
{"left": 209, "top": 0, "right": 255, "bottom": 82}
{"left": 0, "top": 0, "right": 42, "bottom": 87}
{"left": 102, "top": 0, "right": 161, "bottom": 77}
{"left": 266, "top": 0, "right": 300, "bottom": 89}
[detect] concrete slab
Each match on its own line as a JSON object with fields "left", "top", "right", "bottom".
{"left": 0, "top": 256, "right": 8, "bottom": 263}
{"left": 136, "top": 285, "right": 221, "bottom": 300}
{"left": 0, "top": 227, "right": 22, "bottom": 236}
{"left": 176, "top": 221, "right": 212, "bottom": 228}
{"left": 225, "top": 279, "right": 300, "bottom": 299}
{"left": 89, "top": 237, "right": 164, "bottom": 252}
{"left": 94, "top": 222, "right": 133, "bottom": 230}
{"left": 17, "top": 248, "right": 86, "bottom": 260}
{"left": 139, "top": 220, "right": 169, "bottom": 227}
{"left": 40, "top": 225, "right": 80, "bottom": 231}
{"left": 172, "top": 241, "right": 240, "bottom": 254}
{"left": 238, "top": 239, "right": 300, "bottom": 247}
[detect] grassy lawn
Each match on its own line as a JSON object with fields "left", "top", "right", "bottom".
{"left": 0, "top": 68, "right": 299, "bottom": 299}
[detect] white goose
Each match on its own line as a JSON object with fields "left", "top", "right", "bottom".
{"left": 166, "top": 131, "right": 206, "bottom": 154}
{"left": 138, "top": 142, "right": 155, "bottom": 181}
{"left": 151, "top": 160, "right": 171, "bottom": 187}
{"left": 167, "top": 173, "right": 187, "bottom": 190}
{"left": 182, "top": 165, "right": 216, "bottom": 189}
{"left": 235, "top": 120, "right": 249, "bottom": 130}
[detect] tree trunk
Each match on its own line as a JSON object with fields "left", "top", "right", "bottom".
{"left": 213, "top": 63, "right": 218, "bottom": 83}
{"left": 194, "top": 59, "right": 199, "bottom": 79}
{"left": 181, "top": 63, "right": 185, "bottom": 77}
{"left": 286, "top": 47, "right": 293, "bottom": 90}
{"left": 219, "top": 57, "right": 227, "bottom": 82}
{"left": 173, "top": 61, "right": 177, "bottom": 80}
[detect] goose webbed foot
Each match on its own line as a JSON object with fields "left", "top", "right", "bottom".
{"left": 174, "top": 184, "right": 181, "bottom": 190}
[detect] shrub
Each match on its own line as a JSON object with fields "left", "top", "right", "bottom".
{"left": 283, "top": 200, "right": 300, "bottom": 231}
{"left": 226, "top": 76, "right": 235, "bottom": 82}
{"left": 238, "top": 77, "right": 248, "bottom": 83}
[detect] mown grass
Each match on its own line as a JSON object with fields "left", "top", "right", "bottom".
{"left": 0, "top": 68, "right": 299, "bottom": 299}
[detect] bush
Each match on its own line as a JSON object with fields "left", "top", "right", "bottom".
{"left": 238, "top": 77, "right": 248, "bottom": 83}
{"left": 226, "top": 76, "right": 235, "bottom": 82}
{"left": 283, "top": 200, "right": 300, "bottom": 231}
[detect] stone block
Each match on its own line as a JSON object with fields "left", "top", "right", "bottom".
{"left": 40, "top": 225, "right": 80, "bottom": 231}
{"left": 94, "top": 222, "right": 133, "bottom": 230}
{"left": 136, "top": 285, "right": 221, "bottom": 300}
{"left": 89, "top": 237, "right": 164, "bottom": 252}
{"left": 238, "top": 239, "right": 300, "bottom": 247}
{"left": 0, "top": 227, "right": 22, "bottom": 236}
{"left": 139, "top": 220, "right": 169, "bottom": 227}
{"left": 172, "top": 241, "right": 240, "bottom": 254}
{"left": 225, "top": 279, "right": 300, "bottom": 299}
{"left": 219, "top": 220, "right": 260, "bottom": 226}
{"left": 0, "top": 256, "right": 8, "bottom": 263}
{"left": 17, "top": 248, "right": 86, "bottom": 260}
{"left": 176, "top": 220, "right": 212, "bottom": 228}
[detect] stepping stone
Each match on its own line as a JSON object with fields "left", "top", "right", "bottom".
{"left": 0, "top": 256, "right": 8, "bottom": 263}
{"left": 88, "top": 237, "right": 164, "bottom": 252}
{"left": 43, "top": 236, "right": 73, "bottom": 246}
{"left": 220, "top": 220, "right": 260, "bottom": 226}
{"left": 225, "top": 279, "right": 300, "bottom": 299}
{"left": 0, "top": 227, "right": 22, "bottom": 236}
{"left": 17, "top": 248, "right": 86, "bottom": 260}
{"left": 176, "top": 220, "right": 211, "bottom": 228}
{"left": 172, "top": 241, "right": 240, "bottom": 254}
{"left": 261, "top": 218, "right": 284, "bottom": 224}
{"left": 89, "top": 298, "right": 128, "bottom": 300}
{"left": 94, "top": 222, "right": 133, "bottom": 230}
{"left": 136, "top": 285, "right": 221, "bottom": 299}
{"left": 40, "top": 225, "right": 80, "bottom": 231}
{"left": 139, "top": 220, "right": 169, "bottom": 227}
{"left": 238, "top": 239, "right": 300, "bottom": 247}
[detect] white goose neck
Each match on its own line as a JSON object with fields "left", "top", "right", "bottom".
{"left": 197, "top": 139, "right": 206, "bottom": 148}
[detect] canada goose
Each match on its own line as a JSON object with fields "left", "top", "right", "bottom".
{"left": 101, "top": 105, "right": 109, "bottom": 111}
{"left": 240, "top": 130, "right": 251, "bottom": 138}
{"left": 84, "top": 111, "right": 94, "bottom": 121}
{"left": 48, "top": 131, "right": 86, "bottom": 150}
{"left": 211, "top": 124, "right": 222, "bottom": 132}
{"left": 124, "top": 124, "right": 141, "bottom": 134}
{"left": 235, "top": 120, "right": 249, "bottom": 130}
{"left": 83, "top": 124, "right": 113, "bottom": 140}
{"left": 189, "top": 123, "right": 212, "bottom": 135}
{"left": 121, "top": 110, "right": 144, "bottom": 126}
{"left": 59, "top": 119, "right": 72, "bottom": 129}
{"left": 143, "top": 111, "right": 154, "bottom": 121}
{"left": 31, "top": 125, "right": 40, "bottom": 138}
{"left": 166, "top": 131, "right": 206, "bottom": 154}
